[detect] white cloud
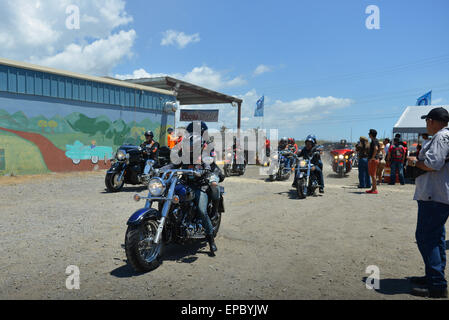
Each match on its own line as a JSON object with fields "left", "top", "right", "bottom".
{"left": 114, "top": 68, "right": 167, "bottom": 80}
{"left": 0, "top": 0, "right": 135, "bottom": 76}
{"left": 115, "top": 65, "right": 247, "bottom": 91}
{"left": 253, "top": 64, "right": 272, "bottom": 76}
{"left": 207, "top": 90, "right": 354, "bottom": 131}
{"left": 182, "top": 66, "right": 246, "bottom": 90}
{"left": 161, "top": 30, "right": 200, "bottom": 49}
{"left": 32, "top": 30, "right": 136, "bottom": 76}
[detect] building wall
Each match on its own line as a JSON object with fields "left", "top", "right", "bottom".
{"left": 0, "top": 64, "right": 175, "bottom": 175}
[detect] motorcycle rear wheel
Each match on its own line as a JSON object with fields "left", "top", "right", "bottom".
{"left": 125, "top": 218, "right": 163, "bottom": 273}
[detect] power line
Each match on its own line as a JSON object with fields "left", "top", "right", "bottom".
{"left": 255, "top": 53, "right": 449, "bottom": 93}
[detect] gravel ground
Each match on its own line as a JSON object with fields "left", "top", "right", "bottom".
{"left": 0, "top": 163, "right": 433, "bottom": 300}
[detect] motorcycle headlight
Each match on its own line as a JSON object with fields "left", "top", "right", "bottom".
{"left": 273, "top": 154, "right": 279, "bottom": 160}
{"left": 334, "top": 156, "right": 338, "bottom": 160}
{"left": 338, "top": 155, "right": 344, "bottom": 160}
{"left": 227, "top": 153, "right": 232, "bottom": 158}
{"left": 209, "top": 174, "right": 220, "bottom": 184}
{"left": 300, "top": 160, "right": 307, "bottom": 167}
{"left": 148, "top": 178, "right": 165, "bottom": 196}
{"left": 116, "top": 150, "right": 126, "bottom": 161}
{"left": 345, "top": 155, "right": 349, "bottom": 159}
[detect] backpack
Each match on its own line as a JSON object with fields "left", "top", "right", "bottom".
{"left": 391, "top": 144, "right": 405, "bottom": 162}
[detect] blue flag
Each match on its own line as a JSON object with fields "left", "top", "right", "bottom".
{"left": 255, "top": 96, "right": 264, "bottom": 117}
{"left": 416, "top": 91, "right": 432, "bottom": 106}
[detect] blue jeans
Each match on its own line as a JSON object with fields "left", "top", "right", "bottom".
{"left": 314, "top": 165, "right": 324, "bottom": 188}
{"left": 194, "top": 188, "right": 215, "bottom": 236}
{"left": 390, "top": 162, "right": 405, "bottom": 185}
{"left": 358, "top": 158, "right": 371, "bottom": 188}
{"left": 416, "top": 201, "right": 449, "bottom": 290}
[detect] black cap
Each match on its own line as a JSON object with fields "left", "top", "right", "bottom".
{"left": 421, "top": 107, "right": 449, "bottom": 122}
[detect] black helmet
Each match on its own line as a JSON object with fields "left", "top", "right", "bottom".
{"left": 144, "top": 130, "right": 154, "bottom": 137}
{"left": 186, "top": 121, "right": 208, "bottom": 136}
{"left": 167, "top": 127, "right": 174, "bottom": 134}
{"left": 305, "top": 135, "right": 316, "bottom": 145}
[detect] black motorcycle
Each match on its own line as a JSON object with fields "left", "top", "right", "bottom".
{"left": 105, "top": 145, "right": 171, "bottom": 192}
{"left": 124, "top": 168, "right": 224, "bottom": 272}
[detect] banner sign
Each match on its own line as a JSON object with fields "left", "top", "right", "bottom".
{"left": 180, "top": 109, "right": 219, "bottom": 122}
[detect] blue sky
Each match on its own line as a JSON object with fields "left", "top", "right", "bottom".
{"left": 1, "top": 0, "right": 449, "bottom": 141}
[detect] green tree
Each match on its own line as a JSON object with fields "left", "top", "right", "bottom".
{"left": 38, "top": 120, "right": 48, "bottom": 133}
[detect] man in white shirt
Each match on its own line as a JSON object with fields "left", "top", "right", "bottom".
{"left": 407, "top": 107, "right": 449, "bottom": 298}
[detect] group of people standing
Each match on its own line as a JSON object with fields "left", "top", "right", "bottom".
{"left": 355, "top": 129, "right": 417, "bottom": 194}
{"left": 355, "top": 129, "right": 383, "bottom": 194}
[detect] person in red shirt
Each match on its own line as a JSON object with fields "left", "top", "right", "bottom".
{"left": 288, "top": 138, "right": 299, "bottom": 153}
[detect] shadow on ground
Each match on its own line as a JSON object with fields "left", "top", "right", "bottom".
{"left": 276, "top": 189, "right": 323, "bottom": 200}
{"left": 101, "top": 186, "right": 147, "bottom": 194}
{"left": 362, "top": 277, "right": 412, "bottom": 296}
{"left": 110, "top": 241, "right": 211, "bottom": 278}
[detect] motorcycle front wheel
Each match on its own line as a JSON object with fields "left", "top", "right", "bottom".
{"left": 338, "top": 168, "right": 345, "bottom": 178}
{"left": 105, "top": 172, "right": 125, "bottom": 192}
{"left": 296, "top": 179, "right": 306, "bottom": 199}
{"left": 125, "top": 218, "right": 163, "bottom": 273}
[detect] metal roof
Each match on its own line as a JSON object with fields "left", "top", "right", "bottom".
{"left": 394, "top": 105, "right": 449, "bottom": 134}
{"left": 0, "top": 57, "right": 174, "bottom": 96}
{"left": 126, "top": 76, "right": 243, "bottom": 106}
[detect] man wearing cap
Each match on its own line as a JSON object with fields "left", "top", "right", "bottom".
{"left": 407, "top": 107, "right": 449, "bottom": 298}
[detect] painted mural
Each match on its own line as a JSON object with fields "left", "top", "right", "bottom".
{"left": 0, "top": 108, "right": 172, "bottom": 175}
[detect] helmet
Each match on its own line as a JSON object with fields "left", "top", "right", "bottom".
{"left": 288, "top": 138, "right": 294, "bottom": 144}
{"left": 167, "top": 127, "right": 174, "bottom": 134}
{"left": 144, "top": 130, "right": 154, "bottom": 137}
{"left": 186, "top": 121, "right": 208, "bottom": 136}
{"left": 305, "top": 135, "right": 316, "bottom": 145}
{"left": 280, "top": 137, "right": 288, "bottom": 143}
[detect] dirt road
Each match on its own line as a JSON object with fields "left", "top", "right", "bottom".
{"left": 0, "top": 165, "right": 428, "bottom": 299}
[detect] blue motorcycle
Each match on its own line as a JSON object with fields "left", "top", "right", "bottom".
{"left": 124, "top": 168, "right": 224, "bottom": 272}
{"left": 293, "top": 152, "right": 321, "bottom": 199}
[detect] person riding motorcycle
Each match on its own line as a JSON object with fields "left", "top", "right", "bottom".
{"left": 140, "top": 131, "right": 160, "bottom": 163}
{"left": 294, "top": 135, "right": 325, "bottom": 193}
{"left": 162, "top": 122, "right": 224, "bottom": 255}
{"left": 288, "top": 138, "right": 299, "bottom": 154}
{"left": 279, "top": 137, "right": 294, "bottom": 169}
